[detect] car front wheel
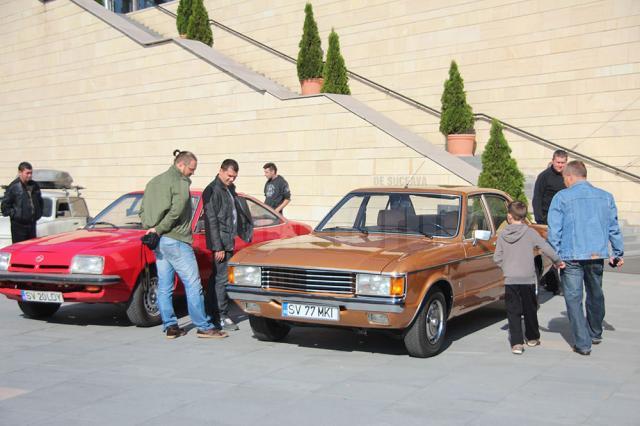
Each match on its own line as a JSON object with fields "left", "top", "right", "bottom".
{"left": 18, "top": 301, "right": 60, "bottom": 319}
{"left": 403, "top": 290, "right": 447, "bottom": 358}
{"left": 249, "top": 315, "right": 291, "bottom": 341}
{"left": 126, "top": 268, "right": 161, "bottom": 327}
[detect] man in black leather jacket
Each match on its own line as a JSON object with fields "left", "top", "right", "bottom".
{"left": 203, "top": 159, "right": 253, "bottom": 331}
{"left": 1, "top": 162, "right": 43, "bottom": 243}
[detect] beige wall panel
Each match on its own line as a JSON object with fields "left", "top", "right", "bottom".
{"left": 5, "top": 0, "right": 640, "bottom": 224}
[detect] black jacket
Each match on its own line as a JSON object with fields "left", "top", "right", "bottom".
{"left": 1, "top": 178, "right": 43, "bottom": 225}
{"left": 203, "top": 176, "right": 253, "bottom": 252}
{"left": 532, "top": 166, "right": 565, "bottom": 224}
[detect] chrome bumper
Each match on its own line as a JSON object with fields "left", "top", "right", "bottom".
{"left": 227, "top": 285, "right": 404, "bottom": 313}
{"left": 0, "top": 271, "right": 121, "bottom": 285}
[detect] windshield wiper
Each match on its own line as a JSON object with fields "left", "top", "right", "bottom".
{"left": 88, "top": 221, "right": 119, "bottom": 229}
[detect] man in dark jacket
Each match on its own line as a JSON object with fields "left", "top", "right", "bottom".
{"left": 532, "top": 150, "right": 567, "bottom": 295}
{"left": 1, "top": 162, "right": 43, "bottom": 243}
{"left": 532, "top": 150, "right": 567, "bottom": 225}
{"left": 203, "top": 159, "right": 253, "bottom": 331}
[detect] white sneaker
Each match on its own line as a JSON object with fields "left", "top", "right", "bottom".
{"left": 511, "top": 344, "right": 524, "bottom": 355}
{"left": 220, "top": 316, "right": 239, "bottom": 331}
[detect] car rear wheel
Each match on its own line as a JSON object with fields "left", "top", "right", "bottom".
{"left": 249, "top": 315, "right": 290, "bottom": 341}
{"left": 17, "top": 301, "right": 61, "bottom": 319}
{"left": 403, "top": 290, "right": 447, "bottom": 358}
{"left": 126, "top": 268, "right": 161, "bottom": 327}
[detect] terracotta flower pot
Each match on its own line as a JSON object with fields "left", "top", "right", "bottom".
{"left": 446, "top": 134, "right": 476, "bottom": 156}
{"left": 300, "top": 78, "right": 324, "bottom": 95}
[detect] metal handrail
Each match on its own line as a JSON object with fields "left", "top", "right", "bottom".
{"left": 155, "top": 4, "right": 640, "bottom": 183}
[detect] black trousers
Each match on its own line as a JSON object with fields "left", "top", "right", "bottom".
{"left": 204, "top": 251, "right": 232, "bottom": 324}
{"left": 11, "top": 220, "right": 36, "bottom": 243}
{"left": 505, "top": 284, "right": 540, "bottom": 346}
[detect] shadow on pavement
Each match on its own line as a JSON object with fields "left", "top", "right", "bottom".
{"left": 266, "top": 303, "right": 509, "bottom": 357}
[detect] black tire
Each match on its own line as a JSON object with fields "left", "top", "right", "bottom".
{"left": 249, "top": 315, "right": 291, "bottom": 341}
{"left": 404, "top": 290, "right": 447, "bottom": 358}
{"left": 18, "top": 301, "right": 60, "bottom": 319}
{"left": 126, "top": 268, "right": 161, "bottom": 327}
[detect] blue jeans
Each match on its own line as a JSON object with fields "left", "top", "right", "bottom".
{"left": 154, "top": 237, "right": 213, "bottom": 332}
{"left": 561, "top": 260, "right": 605, "bottom": 351}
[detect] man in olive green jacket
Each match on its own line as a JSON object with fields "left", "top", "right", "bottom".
{"left": 140, "top": 151, "right": 226, "bottom": 339}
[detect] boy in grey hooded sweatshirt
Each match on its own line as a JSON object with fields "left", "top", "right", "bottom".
{"left": 493, "top": 201, "right": 565, "bottom": 354}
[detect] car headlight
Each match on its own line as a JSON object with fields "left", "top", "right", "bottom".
{"left": 70, "top": 256, "right": 104, "bottom": 275}
{"left": 0, "top": 252, "right": 10, "bottom": 271}
{"left": 229, "top": 265, "right": 261, "bottom": 287}
{"left": 356, "top": 274, "right": 405, "bottom": 297}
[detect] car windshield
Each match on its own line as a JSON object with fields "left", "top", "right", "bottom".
{"left": 317, "top": 192, "right": 461, "bottom": 238}
{"left": 88, "top": 193, "right": 200, "bottom": 229}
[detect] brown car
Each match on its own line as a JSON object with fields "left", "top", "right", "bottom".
{"left": 227, "top": 187, "right": 548, "bottom": 357}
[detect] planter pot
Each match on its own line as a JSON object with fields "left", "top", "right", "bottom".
{"left": 300, "top": 78, "right": 324, "bottom": 95}
{"left": 446, "top": 134, "right": 476, "bottom": 156}
{"left": 179, "top": 34, "right": 187, "bottom": 39}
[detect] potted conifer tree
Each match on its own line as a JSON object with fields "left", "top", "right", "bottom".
{"left": 186, "top": 0, "right": 213, "bottom": 47}
{"left": 439, "top": 61, "right": 476, "bottom": 156}
{"left": 297, "top": 3, "right": 324, "bottom": 95}
{"left": 176, "top": 0, "right": 193, "bottom": 38}
{"left": 478, "top": 119, "right": 528, "bottom": 205}
{"left": 321, "top": 29, "right": 351, "bottom": 95}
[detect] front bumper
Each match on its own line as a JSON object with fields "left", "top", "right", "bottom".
{"left": 228, "top": 285, "right": 413, "bottom": 329}
{"left": 0, "top": 271, "right": 121, "bottom": 285}
{"left": 0, "top": 271, "right": 123, "bottom": 303}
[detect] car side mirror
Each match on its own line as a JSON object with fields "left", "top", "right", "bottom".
{"left": 472, "top": 229, "right": 491, "bottom": 246}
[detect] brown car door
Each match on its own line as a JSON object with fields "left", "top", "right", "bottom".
{"left": 453, "top": 194, "right": 502, "bottom": 311}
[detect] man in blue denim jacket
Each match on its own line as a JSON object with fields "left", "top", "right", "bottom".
{"left": 547, "top": 160, "right": 624, "bottom": 356}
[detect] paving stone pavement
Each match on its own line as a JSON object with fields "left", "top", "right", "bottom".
{"left": 1, "top": 272, "right": 639, "bottom": 426}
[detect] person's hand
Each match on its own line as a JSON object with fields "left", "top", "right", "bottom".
{"left": 556, "top": 261, "right": 566, "bottom": 269}
{"left": 146, "top": 228, "right": 156, "bottom": 235}
{"left": 609, "top": 256, "right": 624, "bottom": 268}
{"left": 214, "top": 251, "right": 225, "bottom": 262}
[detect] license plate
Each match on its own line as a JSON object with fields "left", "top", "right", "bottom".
{"left": 282, "top": 302, "right": 339, "bottom": 321}
{"left": 21, "top": 290, "right": 64, "bottom": 304}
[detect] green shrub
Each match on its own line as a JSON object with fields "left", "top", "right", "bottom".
{"left": 439, "top": 61, "right": 475, "bottom": 136}
{"left": 176, "top": 0, "right": 193, "bottom": 36}
{"left": 321, "top": 29, "right": 350, "bottom": 95}
{"left": 186, "top": 0, "right": 213, "bottom": 47}
{"left": 478, "top": 119, "right": 528, "bottom": 205}
{"left": 296, "top": 3, "right": 323, "bottom": 81}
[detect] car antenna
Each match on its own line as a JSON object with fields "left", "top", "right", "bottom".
{"left": 403, "top": 160, "right": 427, "bottom": 189}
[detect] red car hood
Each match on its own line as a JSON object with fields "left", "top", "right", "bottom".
{"left": 230, "top": 232, "right": 448, "bottom": 273}
{"left": 4, "top": 229, "right": 144, "bottom": 265}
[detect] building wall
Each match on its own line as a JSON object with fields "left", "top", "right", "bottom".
{"left": 132, "top": 0, "right": 640, "bottom": 223}
{"left": 0, "top": 0, "right": 469, "bottom": 226}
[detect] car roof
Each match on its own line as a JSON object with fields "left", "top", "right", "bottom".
{"left": 349, "top": 186, "right": 510, "bottom": 197}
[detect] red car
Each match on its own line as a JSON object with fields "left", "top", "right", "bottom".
{"left": 0, "top": 191, "right": 311, "bottom": 326}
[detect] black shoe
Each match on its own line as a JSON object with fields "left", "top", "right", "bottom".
{"left": 165, "top": 325, "right": 187, "bottom": 339}
{"left": 592, "top": 337, "right": 603, "bottom": 345}
{"left": 220, "top": 316, "right": 239, "bottom": 331}
{"left": 572, "top": 346, "right": 591, "bottom": 356}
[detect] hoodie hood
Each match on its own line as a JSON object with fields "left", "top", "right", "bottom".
{"left": 500, "top": 223, "right": 529, "bottom": 244}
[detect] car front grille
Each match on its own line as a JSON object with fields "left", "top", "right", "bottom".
{"left": 262, "top": 267, "right": 355, "bottom": 294}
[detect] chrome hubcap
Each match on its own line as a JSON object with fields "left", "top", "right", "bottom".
{"left": 425, "top": 299, "right": 444, "bottom": 344}
{"left": 143, "top": 276, "right": 159, "bottom": 316}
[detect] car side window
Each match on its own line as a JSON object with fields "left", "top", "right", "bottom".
{"left": 484, "top": 195, "right": 509, "bottom": 234}
{"left": 246, "top": 198, "right": 280, "bottom": 227}
{"left": 42, "top": 198, "right": 53, "bottom": 218}
{"left": 464, "top": 195, "right": 490, "bottom": 239}
{"left": 69, "top": 198, "right": 89, "bottom": 218}
{"left": 56, "top": 200, "right": 71, "bottom": 218}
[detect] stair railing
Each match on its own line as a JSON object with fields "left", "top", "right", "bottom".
{"left": 155, "top": 4, "right": 640, "bottom": 183}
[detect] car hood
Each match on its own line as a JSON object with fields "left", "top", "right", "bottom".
{"left": 231, "top": 232, "right": 454, "bottom": 273}
{"left": 3, "top": 229, "right": 144, "bottom": 265}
